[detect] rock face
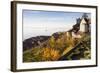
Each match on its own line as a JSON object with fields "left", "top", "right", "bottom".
{"left": 23, "top": 36, "right": 50, "bottom": 51}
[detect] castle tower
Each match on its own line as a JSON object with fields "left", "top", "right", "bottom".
{"left": 79, "top": 13, "right": 90, "bottom": 33}
{"left": 79, "top": 18, "right": 87, "bottom": 32}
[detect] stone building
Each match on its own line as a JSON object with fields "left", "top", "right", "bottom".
{"left": 70, "top": 13, "right": 91, "bottom": 38}
{"left": 79, "top": 13, "right": 91, "bottom": 33}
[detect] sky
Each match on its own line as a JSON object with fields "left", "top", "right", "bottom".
{"left": 23, "top": 10, "right": 90, "bottom": 40}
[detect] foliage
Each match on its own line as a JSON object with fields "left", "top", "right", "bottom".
{"left": 23, "top": 32, "right": 91, "bottom": 62}
{"left": 41, "top": 48, "right": 60, "bottom": 61}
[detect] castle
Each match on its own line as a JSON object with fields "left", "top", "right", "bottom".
{"left": 67, "top": 13, "right": 91, "bottom": 38}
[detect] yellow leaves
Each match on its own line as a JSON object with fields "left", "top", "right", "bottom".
{"left": 49, "top": 36, "right": 55, "bottom": 48}
{"left": 42, "top": 48, "right": 50, "bottom": 59}
{"left": 50, "top": 49, "right": 60, "bottom": 60}
{"left": 42, "top": 48, "right": 60, "bottom": 61}
{"left": 66, "top": 36, "right": 75, "bottom": 47}
{"left": 23, "top": 31, "right": 83, "bottom": 62}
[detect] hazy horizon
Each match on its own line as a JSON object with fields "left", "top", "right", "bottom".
{"left": 23, "top": 10, "right": 90, "bottom": 41}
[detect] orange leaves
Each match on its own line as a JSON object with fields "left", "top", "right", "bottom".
{"left": 42, "top": 48, "right": 60, "bottom": 61}
{"left": 23, "top": 31, "right": 84, "bottom": 62}
{"left": 49, "top": 36, "right": 55, "bottom": 48}
{"left": 50, "top": 49, "right": 60, "bottom": 60}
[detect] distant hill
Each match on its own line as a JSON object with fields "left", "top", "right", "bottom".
{"left": 23, "top": 31, "right": 70, "bottom": 50}
{"left": 23, "top": 36, "right": 50, "bottom": 51}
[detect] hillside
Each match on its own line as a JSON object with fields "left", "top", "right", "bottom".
{"left": 23, "top": 30, "right": 90, "bottom": 62}
{"left": 23, "top": 36, "right": 50, "bottom": 51}
{"left": 59, "top": 34, "right": 91, "bottom": 60}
